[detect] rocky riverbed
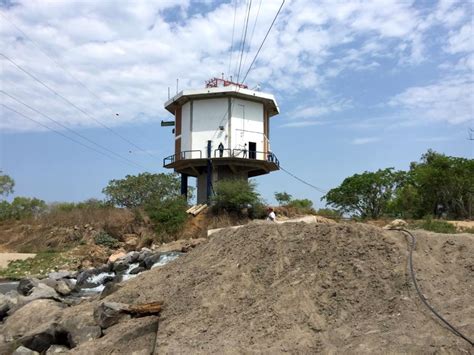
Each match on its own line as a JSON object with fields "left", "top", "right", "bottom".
{"left": 0, "top": 238, "right": 206, "bottom": 354}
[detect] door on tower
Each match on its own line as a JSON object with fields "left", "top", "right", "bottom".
{"left": 249, "top": 142, "right": 256, "bottom": 159}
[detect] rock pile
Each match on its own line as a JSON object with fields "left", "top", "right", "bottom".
{"left": 0, "top": 238, "right": 207, "bottom": 354}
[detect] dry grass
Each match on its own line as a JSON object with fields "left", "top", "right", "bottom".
{"left": 0, "top": 207, "right": 148, "bottom": 253}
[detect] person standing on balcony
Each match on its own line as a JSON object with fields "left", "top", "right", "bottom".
{"left": 243, "top": 143, "right": 247, "bottom": 158}
{"left": 218, "top": 142, "right": 224, "bottom": 157}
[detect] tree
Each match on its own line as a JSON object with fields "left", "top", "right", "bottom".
{"left": 102, "top": 173, "right": 181, "bottom": 208}
{"left": 1, "top": 198, "right": 46, "bottom": 221}
{"left": 404, "top": 150, "right": 474, "bottom": 219}
{"left": 274, "top": 192, "right": 292, "bottom": 206}
{"left": 212, "top": 179, "right": 262, "bottom": 214}
{"left": 145, "top": 196, "right": 188, "bottom": 235}
{"left": 0, "top": 172, "right": 14, "bottom": 198}
{"left": 323, "top": 168, "right": 406, "bottom": 219}
{"left": 288, "top": 198, "right": 314, "bottom": 210}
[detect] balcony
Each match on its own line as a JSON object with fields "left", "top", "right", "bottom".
{"left": 163, "top": 149, "right": 280, "bottom": 177}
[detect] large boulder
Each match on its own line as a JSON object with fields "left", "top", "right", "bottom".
{"left": 48, "top": 271, "right": 73, "bottom": 281}
{"left": 137, "top": 248, "right": 152, "bottom": 263}
{"left": 17, "top": 283, "right": 60, "bottom": 306}
{"left": 59, "top": 301, "right": 102, "bottom": 347}
{"left": 153, "top": 238, "right": 207, "bottom": 253}
{"left": 19, "top": 323, "right": 69, "bottom": 353}
{"left": 2, "top": 299, "right": 65, "bottom": 342}
{"left": 123, "top": 234, "right": 139, "bottom": 251}
{"left": 17, "top": 278, "right": 39, "bottom": 296}
{"left": 53, "top": 280, "right": 72, "bottom": 297}
{"left": 0, "top": 294, "right": 10, "bottom": 321}
{"left": 12, "top": 346, "right": 39, "bottom": 354}
{"left": 143, "top": 253, "right": 162, "bottom": 269}
{"left": 93, "top": 302, "right": 131, "bottom": 329}
{"left": 129, "top": 266, "right": 145, "bottom": 275}
{"left": 108, "top": 251, "right": 126, "bottom": 264}
{"left": 46, "top": 345, "right": 69, "bottom": 354}
{"left": 69, "top": 316, "right": 159, "bottom": 355}
{"left": 40, "top": 279, "right": 73, "bottom": 297}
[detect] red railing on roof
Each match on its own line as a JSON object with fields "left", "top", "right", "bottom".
{"left": 205, "top": 77, "right": 248, "bottom": 89}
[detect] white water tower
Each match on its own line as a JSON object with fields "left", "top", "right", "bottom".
{"left": 163, "top": 77, "right": 280, "bottom": 204}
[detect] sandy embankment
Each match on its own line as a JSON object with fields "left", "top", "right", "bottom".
{"left": 0, "top": 253, "right": 36, "bottom": 269}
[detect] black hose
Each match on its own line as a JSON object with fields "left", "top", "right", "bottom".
{"left": 391, "top": 228, "right": 473, "bottom": 347}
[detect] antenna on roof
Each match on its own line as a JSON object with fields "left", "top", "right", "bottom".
{"left": 205, "top": 77, "right": 248, "bottom": 89}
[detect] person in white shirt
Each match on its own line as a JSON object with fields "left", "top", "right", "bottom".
{"left": 267, "top": 207, "right": 276, "bottom": 222}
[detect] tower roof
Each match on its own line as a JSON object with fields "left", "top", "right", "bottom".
{"left": 164, "top": 86, "right": 279, "bottom": 117}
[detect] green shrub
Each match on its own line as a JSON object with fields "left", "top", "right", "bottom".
{"left": 0, "top": 251, "right": 66, "bottom": 279}
{"left": 50, "top": 199, "right": 108, "bottom": 213}
{"left": 417, "top": 216, "right": 457, "bottom": 234}
{"left": 287, "top": 199, "right": 315, "bottom": 214}
{"left": 212, "top": 179, "right": 262, "bottom": 215}
{"left": 94, "top": 231, "right": 119, "bottom": 248}
{"left": 0, "top": 200, "right": 12, "bottom": 221}
{"left": 317, "top": 208, "right": 342, "bottom": 220}
{"left": 0, "top": 197, "right": 47, "bottom": 221}
{"left": 145, "top": 196, "right": 188, "bottom": 235}
{"left": 51, "top": 202, "right": 77, "bottom": 212}
{"left": 274, "top": 192, "right": 292, "bottom": 206}
{"left": 248, "top": 202, "right": 267, "bottom": 219}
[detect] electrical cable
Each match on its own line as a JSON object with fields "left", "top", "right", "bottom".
{"left": 2, "top": 104, "right": 143, "bottom": 169}
{"left": 211, "top": 0, "right": 285, "bottom": 141}
{"left": 227, "top": 0, "right": 238, "bottom": 77}
{"left": 0, "top": 90, "right": 147, "bottom": 170}
{"left": 233, "top": 0, "right": 250, "bottom": 79}
{"left": 0, "top": 14, "right": 120, "bottom": 117}
{"left": 391, "top": 228, "right": 474, "bottom": 347}
{"left": 279, "top": 166, "right": 327, "bottom": 194}
{"left": 236, "top": 0, "right": 252, "bottom": 83}
{"left": 241, "top": 0, "right": 285, "bottom": 84}
{"left": 0, "top": 52, "right": 158, "bottom": 160}
{"left": 241, "top": 0, "right": 262, "bottom": 74}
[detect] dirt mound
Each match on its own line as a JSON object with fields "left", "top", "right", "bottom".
{"left": 104, "top": 222, "right": 473, "bottom": 353}
{"left": 0, "top": 209, "right": 156, "bottom": 253}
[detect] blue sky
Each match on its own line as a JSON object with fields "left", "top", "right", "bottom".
{"left": 0, "top": 0, "right": 473, "bottom": 207}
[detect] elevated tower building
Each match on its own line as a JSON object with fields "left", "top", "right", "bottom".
{"left": 163, "top": 78, "right": 280, "bottom": 204}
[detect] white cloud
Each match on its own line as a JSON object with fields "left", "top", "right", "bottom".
{"left": 388, "top": 77, "right": 473, "bottom": 124}
{"left": 279, "top": 120, "right": 325, "bottom": 128}
{"left": 415, "top": 136, "right": 453, "bottom": 143}
{"left": 0, "top": 0, "right": 471, "bottom": 133}
{"left": 351, "top": 137, "right": 381, "bottom": 145}
{"left": 445, "top": 23, "right": 474, "bottom": 54}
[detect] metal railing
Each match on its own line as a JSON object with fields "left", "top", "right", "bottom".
{"left": 163, "top": 150, "right": 202, "bottom": 166}
{"left": 164, "top": 149, "right": 279, "bottom": 167}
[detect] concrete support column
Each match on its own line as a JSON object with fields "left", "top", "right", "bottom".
{"left": 180, "top": 173, "right": 188, "bottom": 199}
{"left": 206, "top": 140, "right": 212, "bottom": 204}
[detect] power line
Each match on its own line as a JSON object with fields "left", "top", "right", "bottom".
{"left": 0, "top": 90, "right": 147, "bottom": 170}
{"left": 241, "top": 0, "right": 262, "bottom": 74}
{"left": 233, "top": 1, "right": 249, "bottom": 79}
{"left": 241, "top": 0, "right": 285, "bottom": 84}
{"left": 0, "top": 52, "right": 159, "bottom": 161}
{"left": 0, "top": 13, "right": 120, "bottom": 118}
{"left": 227, "top": 0, "right": 238, "bottom": 77}
{"left": 2, "top": 103, "right": 142, "bottom": 170}
{"left": 236, "top": 0, "right": 252, "bottom": 83}
{"left": 279, "top": 166, "right": 328, "bottom": 194}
